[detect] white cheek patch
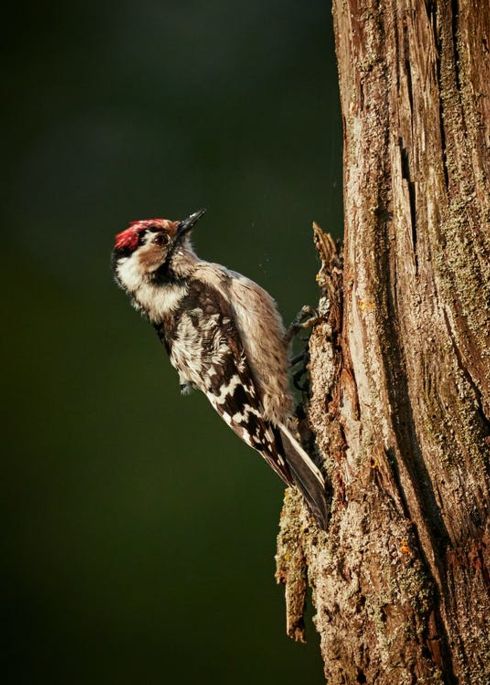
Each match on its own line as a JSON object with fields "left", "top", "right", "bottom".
{"left": 117, "top": 254, "right": 143, "bottom": 292}
{"left": 116, "top": 254, "right": 187, "bottom": 322}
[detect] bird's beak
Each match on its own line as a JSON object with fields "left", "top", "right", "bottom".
{"left": 176, "top": 208, "right": 207, "bottom": 241}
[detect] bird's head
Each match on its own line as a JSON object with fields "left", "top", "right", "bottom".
{"left": 112, "top": 209, "right": 206, "bottom": 291}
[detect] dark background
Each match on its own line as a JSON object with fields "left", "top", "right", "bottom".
{"left": 1, "top": 2, "right": 342, "bottom": 683}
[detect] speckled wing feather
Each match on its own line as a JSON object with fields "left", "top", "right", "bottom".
{"left": 158, "top": 280, "right": 294, "bottom": 486}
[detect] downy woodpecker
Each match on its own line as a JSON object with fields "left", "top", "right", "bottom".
{"left": 112, "top": 210, "right": 328, "bottom": 528}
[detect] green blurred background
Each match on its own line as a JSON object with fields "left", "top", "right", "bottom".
{"left": 1, "top": 1, "right": 342, "bottom": 683}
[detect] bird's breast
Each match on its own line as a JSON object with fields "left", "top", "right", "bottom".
{"left": 135, "top": 282, "right": 188, "bottom": 323}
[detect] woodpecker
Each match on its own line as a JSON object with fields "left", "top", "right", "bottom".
{"left": 112, "top": 209, "right": 328, "bottom": 529}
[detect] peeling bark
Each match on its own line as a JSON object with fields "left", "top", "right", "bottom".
{"left": 276, "top": 2, "right": 490, "bottom": 683}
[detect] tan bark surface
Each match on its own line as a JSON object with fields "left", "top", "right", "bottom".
{"left": 276, "top": 2, "right": 490, "bottom": 683}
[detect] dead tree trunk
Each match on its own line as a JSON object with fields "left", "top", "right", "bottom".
{"left": 276, "top": 1, "right": 490, "bottom": 683}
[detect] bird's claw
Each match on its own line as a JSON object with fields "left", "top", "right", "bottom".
{"left": 180, "top": 381, "right": 196, "bottom": 396}
{"left": 285, "top": 305, "right": 321, "bottom": 345}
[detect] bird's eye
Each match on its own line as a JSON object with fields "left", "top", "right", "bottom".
{"left": 152, "top": 233, "right": 168, "bottom": 246}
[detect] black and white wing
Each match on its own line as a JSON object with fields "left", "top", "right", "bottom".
{"left": 159, "top": 279, "right": 328, "bottom": 528}
{"left": 201, "top": 304, "right": 328, "bottom": 527}
{"left": 161, "top": 280, "right": 294, "bottom": 486}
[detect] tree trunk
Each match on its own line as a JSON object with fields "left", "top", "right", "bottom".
{"left": 276, "top": 1, "right": 490, "bottom": 683}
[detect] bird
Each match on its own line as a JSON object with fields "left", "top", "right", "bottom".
{"left": 111, "top": 209, "right": 328, "bottom": 529}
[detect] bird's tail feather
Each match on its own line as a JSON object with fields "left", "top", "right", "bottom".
{"left": 278, "top": 424, "right": 329, "bottom": 530}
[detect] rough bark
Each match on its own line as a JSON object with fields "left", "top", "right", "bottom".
{"left": 276, "top": 1, "right": 490, "bottom": 683}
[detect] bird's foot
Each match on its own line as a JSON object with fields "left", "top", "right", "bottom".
{"left": 180, "top": 381, "right": 197, "bottom": 396}
{"left": 289, "top": 350, "right": 310, "bottom": 392}
{"left": 285, "top": 305, "right": 320, "bottom": 345}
